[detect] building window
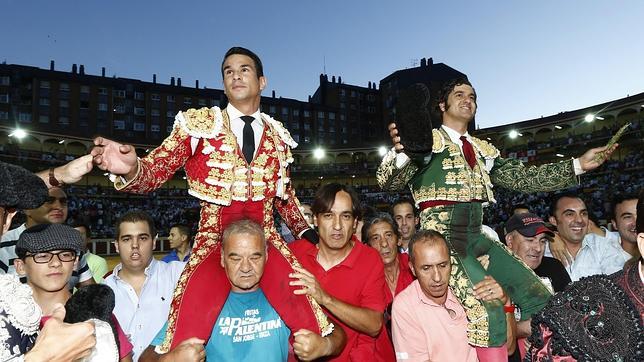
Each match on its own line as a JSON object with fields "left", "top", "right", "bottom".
{"left": 167, "top": 125, "right": 174, "bottom": 133}
{"left": 114, "top": 90, "right": 126, "bottom": 98}
{"left": 114, "top": 105, "right": 125, "bottom": 114}
{"left": 269, "top": 106, "right": 276, "bottom": 113}
{"left": 39, "top": 115, "right": 49, "bottom": 123}
{"left": 151, "top": 109, "right": 160, "bottom": 116}
{"left": 293, "top": 109, "right": 299, "bottom": 117}
{"left": 99, "top": 87, "right": 108, "bottom": 95}
{"left": 351, "top": 90, "right": 356, "bottom": 98}
{"left": 133, "top": 122, "right": 145, "bottom": 131}
{"left": 317, "top": 111, "right": 325, "bottom": 119}
{"left": 282, "top": 107, "right": 289, "bottom": 116}
{"left": 59, "top": 116, "right": 69, "bottom": 125}
{"left": 166, "top": 111, "right": 175, "bottom": 117}
{"left": 368, "top": 106, "right": 376, "bottom": 113}
{"left": 80, "top": 85, "right": 90, "bottom": 94}
{"left": 304, "top": 110, "right": 310, "bottom": 117}
{"left": 0, "top": 94, "right": 9, "bottom": 103}
{"left": 59, "top": 83, "right": 70, "bottom": 91}
{"left": 198, "top": 98, "right": 206, "bottom": 106}
{"left": 19, "top": 112, "right": 32, "bottom": 122}
{"left": 329, "top": 112, "right": 335, "bottom": 120}
{"left": 167, "top": 95, "right": 175, "bottom": 102}
{"left": 39, "top": 98, "right": 50, "bottom": 106}
{"left": 367, "top": 94, "right": 376, "bottom": 102}
{"left": 0, "top": 111, "right": 8, "bottom": 120}
{"left": 134, "top": 107, "right": 145, "bottom": 116}
{"left": 340, "top": 114, "right": 345, "bottom": 121}
{"left": 98, "top": 103, "right": 108, "bottom": 111}
{"left": 0, "top": 76, "right": 9, "bottom": 85}
{"left": 183, "top": 97, "right": 192, "bottom": 105}
{"left": 114, "top": 120, "right": 125, "bottom": 130}
{"left": 59, "top": 100, "right": 69, "bottom": 108}
{"left": 40, "top": 81, "right": 50, "bottom": 89}
{"left": 134, "top": 91, "right": 145, "bottom": 100}
{"left": 151, "top": 124, "right": 160, "bottom": 132}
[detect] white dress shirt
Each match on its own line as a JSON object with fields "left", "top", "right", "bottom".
{"left": 226, "top": 103, "right": 263, "bottom": 160}
{"left": 103, "top": 259, "right": 185, "bottom": 361}
{"left": 545, "top": 233, "right": 625, "bottom": 282}
{"left": 394, "top": 124, "right": 585, "bottom": 174}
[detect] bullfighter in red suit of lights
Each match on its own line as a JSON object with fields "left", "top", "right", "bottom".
{"left": 91, "top": 47, "right": 331, "bottom": 353}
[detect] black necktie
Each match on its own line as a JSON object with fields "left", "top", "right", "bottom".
{"left": 241, "top": 116, "right": 255, "bottom": 163}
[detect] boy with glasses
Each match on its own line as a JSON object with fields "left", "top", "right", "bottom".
{"left": 14, "top": 223, "right": 134, "bottom": 361}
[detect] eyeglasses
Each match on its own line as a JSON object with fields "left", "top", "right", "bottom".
{"left": 26, "top": 250, "right": 77, "bottom": 264}
{"left": 46, "top": 197, "right": 68, "bottom": 205}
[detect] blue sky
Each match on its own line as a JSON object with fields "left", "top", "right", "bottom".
{"left": 2, "top": 0, "right": 643, "bottom": 128}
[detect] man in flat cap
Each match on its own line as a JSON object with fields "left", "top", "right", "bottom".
{"left": 0, "top": 161, "right": 96, "bottom": 360}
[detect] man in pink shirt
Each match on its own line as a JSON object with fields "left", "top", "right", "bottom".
{"left": 392, "top": 230, "right": 509, "bottom": 362}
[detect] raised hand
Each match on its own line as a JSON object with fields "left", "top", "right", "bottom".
{"left": 578, "top": 144, "right": 618, "bottom": 172}
{"left": 91, "top": 137, "right": 138, "bottom": 179}
{"left": 388, "top": 123, "right": 404, "bottom": 153}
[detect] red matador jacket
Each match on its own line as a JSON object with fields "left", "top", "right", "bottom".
{"left": 113, "top": 106, "right": 332, "bottom": 353}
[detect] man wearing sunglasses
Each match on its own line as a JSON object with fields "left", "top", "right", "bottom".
{"left": 0, "top": 186, "right": 95, "bottom": 289}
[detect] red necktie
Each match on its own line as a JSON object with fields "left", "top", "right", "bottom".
{"left": 460, "top": 136, "right": 476, "bottom": 169}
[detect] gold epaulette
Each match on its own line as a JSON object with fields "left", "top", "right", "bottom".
{"left": 179, "top": 107, "right": 223, "bottom": 138}
{"left": 471, "top": 136, "right": 500, "bottom": 159}
{"left": 432, "top": 129, "right": 446, "bottom": 153}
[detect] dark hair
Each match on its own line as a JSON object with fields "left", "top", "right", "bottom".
{"left": 221, "top": 47, "right": 264, "bottom": 78}
{"left": 435, "top": 77, "right": 475, "bottom": 114}
{"left": 170, "top": 224, "right": 193, "bottom": 247}
{"left": 72, "top": 222, "right": 91, "bottom": 238}
{"left": 637, "top": 189, "right": 644, "bottom": 234}
{"left": 510, "top": 204, "right": 530, "bottom": 215}
{"left": 549, "top": 191, "right": 585, "bottom": 218}
{"left": 361, "top": 212, "right": 400, "bottom": 243}
{"left": 610, "top": 193, "right": 639, "bottom": 221}
{"left": 115, "top": 211, "right": 156, "bottom": 240}
{"left": 311, "top": 183, "right": 362, "bottom": 220}
{"left": 391, "top": 198, "right": 417, "bottom": 217}
{"left": 408, "top": 229, "right": 447, "bottom": 263}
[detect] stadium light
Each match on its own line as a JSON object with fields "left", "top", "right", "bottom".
{"left": 378, "top": 146, "right": 387, "bottom": 156}
{"left": 313, "top": 147, "right": 325, "bottom": 160}
{"left": 584, "top": 114, "right": 594, "bottom": 123}
{"left": 509, "top": 130, "right": 519, "bottom": 139}
{"left": 595, "top": 116, "right": 604, "bottom": 120}
{"left": 8, "top": 128, "right": 27, "bottom": 139}
{"left": 58, "top": 139, "right": 65, "bottom": 144}
{"left": 554, "top": 125, "right": 562, "bottom": 130}
{"left": 556, "top": 153, "right": 565, "bottom": 158}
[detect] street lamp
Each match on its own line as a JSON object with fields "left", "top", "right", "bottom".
{"left": 313, "top": 147, "right": 325, "bottom": 160}
{"left": 378, "top": 146, "right": 387, "bottom": 156}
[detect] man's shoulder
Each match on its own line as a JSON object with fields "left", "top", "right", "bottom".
{"left": 289, "top": 239, "right": 314, "bottom": 255}
{"left": 1, "top": 224, "right": 26, "bottom": 243}
{"left": 179, "top": 106, "right": 224, "bottom": 138}
{"left": 536, "top": 257, "right": 567, "bottom": 274}
{"left": 392, "top": 280, "right": 418, "bottom": 310}
{"left": 582, "top": 233, "right": 622, "bottom": 255}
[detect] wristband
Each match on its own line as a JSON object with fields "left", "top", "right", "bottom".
{"left": 48, "top": 168, "right": 62, "bottom": 187}
{"left": 504, "top": 304, "right": 515, "bottom": 313}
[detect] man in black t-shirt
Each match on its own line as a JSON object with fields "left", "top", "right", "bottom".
{"left": 504, "top": 212, "right": 572, "bottom": 360}
{"left": 505, "top": 212, "right": 571, "bottom": 293}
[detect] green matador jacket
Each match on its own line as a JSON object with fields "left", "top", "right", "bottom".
{"left": 377, "top": 127, "right": 579, "bottom": 347}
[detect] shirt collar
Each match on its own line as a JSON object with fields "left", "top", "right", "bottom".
{"left": 226, "top": 103, "right": 262, "bottom": 126}
{"left": 113, "top": 258, "right": 157, "bottom": 280}
{"left": 441, "top": 124, "right": 470, "bottom": 144}
{"left": 413, "top": 280, "right": 457, "bottom": 307}
{"left": 306, "top": 236, "right": 362, "bottom": 269}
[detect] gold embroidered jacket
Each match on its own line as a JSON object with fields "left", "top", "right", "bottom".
{"left": 114, "top": 106, "right": 310, "bottom": 236}
{"left": 377, "top": 128, "right": 578, "bottom": 204}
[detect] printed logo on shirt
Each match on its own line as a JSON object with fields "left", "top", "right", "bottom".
{"left": 218, "top": 308, "right": 283, "bottom": 342}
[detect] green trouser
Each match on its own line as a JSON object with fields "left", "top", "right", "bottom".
{"left": 420, "top": 202, "right": 553, "bottom": 347}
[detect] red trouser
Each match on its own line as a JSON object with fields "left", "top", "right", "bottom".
{"left": 166, "top": 201, "right": 321, "bottom": 351}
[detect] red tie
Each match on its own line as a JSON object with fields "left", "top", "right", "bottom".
{"left": 460, "top": 136, "right": 477, "bottom": 169}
